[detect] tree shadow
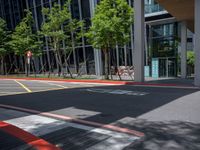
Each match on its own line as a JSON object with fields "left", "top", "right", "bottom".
{"left": 116, "top": 119, "right": 200, "bottom": 150}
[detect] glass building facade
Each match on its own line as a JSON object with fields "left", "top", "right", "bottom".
{"left": 0, "top": 0, "right": 26, "bottom": 30}
{"left": 150, "top": 23, "right": 178, "bottom": 77}
{"left": 24, "top": 0, "right": 134, "bottom": 75}
{"left": 145, "top": 0, "right": 165, "bottom": 14}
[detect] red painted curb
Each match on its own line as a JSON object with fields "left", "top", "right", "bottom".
{"left": 0, "top": 121, "right": 61, "bottom": 150}
{"left": 0, "top": 77, "right": 195, "bottom": 88}
{"left": 0, "top": 77, "right": 125, "bottom": 85}
{"left": 0, "top": 104, "right": 144, "bottom": 137}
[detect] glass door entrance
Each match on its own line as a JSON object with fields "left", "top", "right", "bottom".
{"left": 158, "top": 58, "right": 177, "bottom": 77}
{"left": 159, "top": 59, "right": 167, "bottom": 77}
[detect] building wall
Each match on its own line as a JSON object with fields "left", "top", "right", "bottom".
{"left": 0, "top": 0, "right": 26, "bottom": 30}
{"left": 24, "top": 0, "right": 134, "bottom": 75}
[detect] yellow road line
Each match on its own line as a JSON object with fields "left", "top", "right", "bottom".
{"left": 14, "top": 80, "right": 32, "bottom": 93}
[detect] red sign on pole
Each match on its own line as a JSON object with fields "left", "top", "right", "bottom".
{"left": 27, "top": 51, "right": 32, "bottom": 58}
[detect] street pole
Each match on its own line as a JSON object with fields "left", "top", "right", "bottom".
{"left": 27, "top": 57, "right": 30, "bottom": 77}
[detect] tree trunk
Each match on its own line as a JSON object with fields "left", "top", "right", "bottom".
{"left": 4, "top": 58, "right": 7, "bottom": 75}
{"left": 108, "top": 50, "right": 112, "bottom": 80}
{"left": 7, "top": 55, "right": 13, "bottom": 75}
{"left": 0, "top": 57, "right": 4, "bottom": 75}
{"left": 54, "top": 41, "right": 61, "bottom": 77}
{"left": 31, "top": 58, "right": 37, "bottom": 77}
{"left": 20, "top": 56, "right": 24, "bottom": 72}
{"left": 71, "top": 33, "right": 78, "bottom": 74}
{"left": 24, "top": 56, "right": 28, "bottom": 75}
{"left": 103, "top": 49, "right": 109, "bottom": 80}
{"left": 14, "top": 55, "right": 19, "bottom": 74}
{"left": 64, "top": 51, "right": 73, "bottom": 78}
{"left": 57, "top": 49, "right": 64, "bottom": 77}
{"left": 55, "top": 52, "right": 60, "bottom": 76}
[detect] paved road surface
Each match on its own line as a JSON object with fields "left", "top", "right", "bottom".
{"left": 0, "top": 79, "right": 200, "bottom": 150}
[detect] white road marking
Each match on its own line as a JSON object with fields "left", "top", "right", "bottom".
{"left": 50, "top": 107, "right": 101, "bottom": 119}
{"left": 130, "top": 84, "right": 199, "bottom": 89}
{"left": 38, "top": 81, "right": 68, "bottom": 88}
{"left": 83, "top": 88, "right": 149, "bottom": 96}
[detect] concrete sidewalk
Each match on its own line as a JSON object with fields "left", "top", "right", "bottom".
{"left": 113, "top": 89, "right": 200, "bottom": 150}
{"left": 114, "top": 117, "right": 200, "bottom": 150}
{"left": 138, "top": 90, "right": 200, "bottom": 123}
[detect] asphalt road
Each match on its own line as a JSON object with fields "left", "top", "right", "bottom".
{"left": 0, "top": 79, "right": 200, "bottom": 150}
{"left": 0, "top": 79, "right": 106, "bottom": 96}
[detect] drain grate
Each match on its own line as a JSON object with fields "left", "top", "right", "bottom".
{"left": 41, "top": 127, "right": 110, "bottom": 150}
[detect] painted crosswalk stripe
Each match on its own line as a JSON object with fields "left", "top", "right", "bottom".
{"left": 39, "top": 81, "right": 68, "bottom": 89}
{"left": 1, "top": 109, "right": 139, "bottom": 150}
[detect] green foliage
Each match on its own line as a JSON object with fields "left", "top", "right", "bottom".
{"left": 0, "top": 17, "right": 10, "bottom": 57}
{"left": 10, "top": 10, "right": 42, "bottom": 56}
{"left": 40, "top": 0, "right": 71, "bottom": 51}
{"left": 40, "top": 0, "right": 84, "bottom": 76}
{"left": 40, "top": 0, "right": 84, "bottom": 52}
{"left": 86, "top": 0, "right": 133, "bottom": 79}
{"left": 65, "top": 19, "right": 84, "bottom": 53}
{"left": 187, "top": 51, "right": 195, "bottom": 66}
{"left": 86, "top": 0, "right": 134, "bottom": 50}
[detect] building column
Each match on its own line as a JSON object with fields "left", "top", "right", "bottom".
{"left": 40, "top": 0, "right": 52, "bottom": 72}
{"left": 94, "top": 50, "right": 103, "bottom": 76}
{"left": 78, "top": 0, "right": 88, "bottom": 74}
{"left": 8, "top": 0, "right": 14, "bottom": 29}
{"left": 32, "top": 0, "right": 41, "bottom": 73}
{"left": 181, "top": 22, "right": 187, "bottom": 79}
{"left": 128, "top": 0, "right": 134, "bottom": 66}
{"left": 133, "top": 0, "right": 145, "bottom": 82}
{"left": 89, "top": 0, "right": 103, "bottom": 76}
{"left": 116, "top": 45, "right": 120, "bottom": 67}
{"left": 124, "top": 45, "right": 127, "bottom": 66}
{"left": 194, "top": 0, "right": 200, "bottom": 86}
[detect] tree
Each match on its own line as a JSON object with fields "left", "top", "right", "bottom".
{"left": 40, "top": 0, "right": 71, "bottom": 76}
{"left": 86, "top": 0, "right": 133, "bottom": 79}
{"left": 10, "top": 10, "right": 42, "bottom": 74}
{"left": 65, "top": 18, "right": 84, "bottom": 75}
{"left": 10, "top": 10, "right": 41, "bottom": 56}
{"left": 40, "top": 0, "right": 84, "bottom": 77}
{"left": 187, "top": 51, "right": 195, "bottom": 75}
{"left": 187, "top": 51, "right": 195, "bottom": 66}
{"left": 0, "top": 18, "right": 10, "bottom": 75}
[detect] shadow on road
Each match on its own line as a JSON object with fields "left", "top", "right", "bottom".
{"left": 118, "top": 119, "right": 200, "bottom": 150}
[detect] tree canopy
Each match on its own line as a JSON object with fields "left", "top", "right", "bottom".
{"left": 10, "top": 10, "right": 41, "bottom": 56}
{"left": 0, "top": 17, "right": 10, "bottom": 57}
{"left": 86, "top": 0, "right": 133, "bottom": 50}
{"left": 86, "top": 0, "right": 134, "bottom": 79}
{"left": 40, "top": 0, "right": 71, "bottom": 49}
{"left": 40, "top": 0, "right": 84, "bottom": 76}
{"left": 187, "top": 51, "right": 195, "bottom": 66}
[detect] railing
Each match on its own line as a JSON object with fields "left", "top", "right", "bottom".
{"left": 145, "top": 4, "right": 165, "bottom": 14}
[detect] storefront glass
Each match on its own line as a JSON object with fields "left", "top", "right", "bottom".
{"left": 150, "top": 23, "right": 178, "bottom": 77}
